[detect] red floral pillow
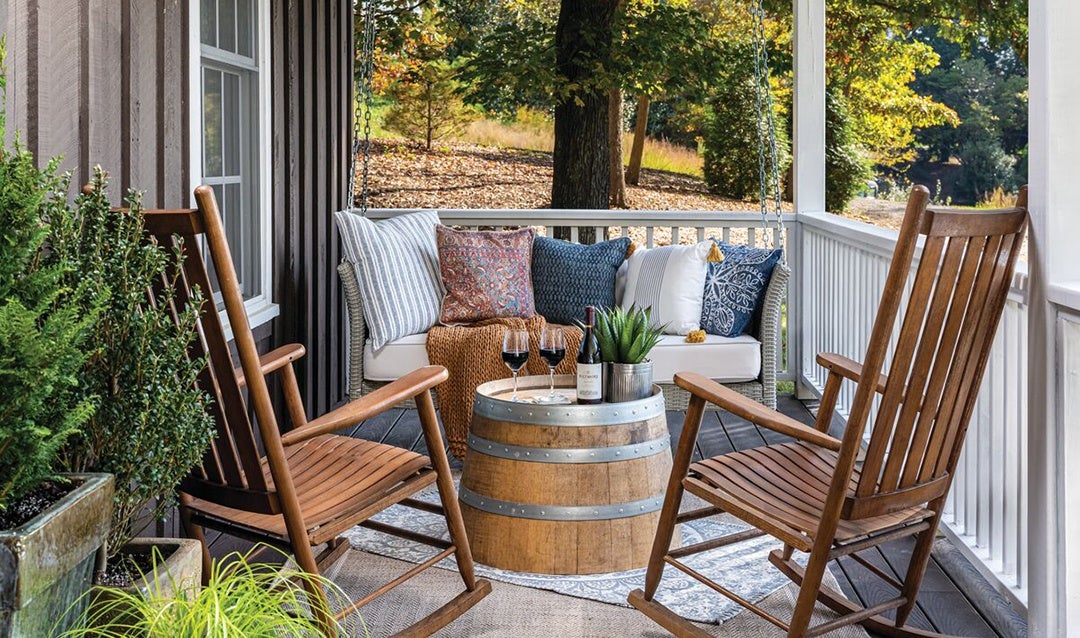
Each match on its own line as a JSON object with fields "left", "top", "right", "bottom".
{"left": 436, "top": 225, "right": 536, "bottom": 324}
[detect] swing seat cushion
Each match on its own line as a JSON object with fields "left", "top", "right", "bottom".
{"left": 335, "top": 209, "right": 445, "bottom": 350}
{"left": 363, "top": 330, "right": 761, "bottom": 384}
{"left": 701, "top": 241, "right": 783, "bottom": 337}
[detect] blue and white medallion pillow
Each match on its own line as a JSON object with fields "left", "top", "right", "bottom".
{"left": 335, "top": 209, "right": 445, "bottom": 350}
{"left": 700, "top": 241, "right": 783, "bottom": 337}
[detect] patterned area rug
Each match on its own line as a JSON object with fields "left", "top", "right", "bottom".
{"left": 344, "top": 480, "right": 806, "bottom": 625}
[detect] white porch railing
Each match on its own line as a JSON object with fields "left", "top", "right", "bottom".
{"left": 367, "top": 208, "right": 797, "bottom": 381}
{"left": 797, "top": 211, "right": 1030, "bottom": 607}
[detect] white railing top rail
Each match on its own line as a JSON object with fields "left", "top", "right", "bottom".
{"left": 364, "top": 208, "right": 792, "bottom": 227}
{"left": 799, "top": 210, "right": 1029, "bottom": 299}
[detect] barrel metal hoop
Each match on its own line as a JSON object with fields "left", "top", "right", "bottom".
{"left": 472, "top": 386, "right": 665, "bottom": 427}
{"left": 458, "top": 486, "right": 664, "bottom": 521}
{"left": 466, "top": 433, "right": 670, "bottom": 464}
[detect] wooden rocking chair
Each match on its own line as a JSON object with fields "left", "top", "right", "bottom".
{"left": 629, "top": 186, "right": 1028, "bottom": 638}
{"left": 148, "top": 186, "right": 490, "bottom": 637}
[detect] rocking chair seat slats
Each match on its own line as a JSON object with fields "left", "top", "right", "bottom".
{"left": 185, "top": 436, "right": 432, "bottom": 545}
{"left": 685, "top": 443, "right": 934, "bottom": 552}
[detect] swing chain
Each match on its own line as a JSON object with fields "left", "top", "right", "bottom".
{"left": 749, "top": 0, "right": 786, "bottom": 256}
{"left": 350, "top": 0, "right": 378, "bottom": 215}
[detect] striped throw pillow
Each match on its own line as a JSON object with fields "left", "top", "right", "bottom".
{"left": 619, "top": 241, "right": 712, "bottom": 335}
{"left": 335, "top": 210, "right": 445, "bottom": 350}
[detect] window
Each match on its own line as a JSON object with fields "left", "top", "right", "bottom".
{"left": 194, "top": 0, "right": 275, "bottom": 326}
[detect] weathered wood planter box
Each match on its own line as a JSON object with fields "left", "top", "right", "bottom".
{"left": 0, "top": 473, "right": 114, "bottom": 637}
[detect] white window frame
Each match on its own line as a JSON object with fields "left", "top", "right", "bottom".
{"left": 189, "top": 0, "right": 278, "bottom": 336}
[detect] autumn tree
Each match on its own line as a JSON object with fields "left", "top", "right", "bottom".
{"left": 376, "top": 6, "right": 475, "bottom": 149}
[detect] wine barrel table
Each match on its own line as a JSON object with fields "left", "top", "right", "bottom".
{"left": 459, "top": 374, "right": 677, "bottom": 574}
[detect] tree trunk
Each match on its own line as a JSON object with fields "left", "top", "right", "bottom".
{"left": 608, "top": 89, "right": 627, "bottom": 208}
{"left": 626, "top": 95, "right": 650, "bottom": 185}
{"left": 551, "top": 0, "right": 618, "bottom": 210}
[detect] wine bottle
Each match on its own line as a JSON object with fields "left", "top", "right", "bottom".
{"left": 576, "top": 306, "right": 603, "bottom": 404}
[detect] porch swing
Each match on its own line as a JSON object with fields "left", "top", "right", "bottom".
{"left": 336, "top": 0, "right": 790, "bottom": 410}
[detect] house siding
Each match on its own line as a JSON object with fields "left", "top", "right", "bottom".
{"left": 271, "top": 0, "right": 353, "bottom": 418}
{"left": 2, "top": 0, "right": 354, "bottom": 420}
{"left": 3, "top": 0, "right": 191, "bottom": 208}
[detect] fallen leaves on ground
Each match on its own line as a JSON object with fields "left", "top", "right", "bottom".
{"left": 359, "top": 139, "right": 779, "bottom": 213}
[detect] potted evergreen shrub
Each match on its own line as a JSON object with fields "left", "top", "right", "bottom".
{"left": 594, "top": 306, "right": 664, "bottom": 402}
{"left": 54, "top": 169, "right": 215, "bottom": 600}
{"left": 0, "top": 45, "right": 113, "bottom": 636}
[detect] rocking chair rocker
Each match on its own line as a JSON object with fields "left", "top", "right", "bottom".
{"left": 629, "top": 185, "right": 1028, "bottom": 638}
{"left": 152, "top": 186, "right": 489, "bottom": 636}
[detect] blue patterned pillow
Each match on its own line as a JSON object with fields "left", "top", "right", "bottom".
{"left": 700, "top": 241, "right": 782, "bottom": 337}
{"left": 532, "top": 236, "right": 632, "bottom": 325}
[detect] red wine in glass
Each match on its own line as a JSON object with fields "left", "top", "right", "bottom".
{"left": 537, "top": 327, "right": 570, "bottom": 404}
{"left": 502, "top": 329, "right": 529, "bottom": 401}
{"left": 502, "top": 350, "right": 529, "bottom": 371}
{"left": 539, "top": 348, "right": 565, "bottom": 367}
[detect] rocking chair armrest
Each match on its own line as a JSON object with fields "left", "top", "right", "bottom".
{"left": 281, "top": 366, "right": 449, "bottom": 446}
{"left": 817, "top": 352, "right": 889, "bottom": 394}
{"left": 234, "top": 344, "right": 307, "bottom": 388}
{"left": 674, "top": 372, "right": 843, "bottom": 451}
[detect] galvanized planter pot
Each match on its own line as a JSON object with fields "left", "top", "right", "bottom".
{"left": 604, "top": 360, "right": 654, "bottom": 403}
{"left": 0, "top": 473, "right": 114, "bottom": 638}
{"left": 88, "top": 537, "right": 203, "bottom": 627}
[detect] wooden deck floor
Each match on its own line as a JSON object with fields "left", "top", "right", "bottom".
{"left": 198, "top": 394, "right": 1014, "bottom": 637}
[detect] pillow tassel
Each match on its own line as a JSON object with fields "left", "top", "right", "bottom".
{"left": 686, "top": 329, "right": 706, "bottom": 343}
{"left": 707, "top": 243, "right": 725, "bottom": 263}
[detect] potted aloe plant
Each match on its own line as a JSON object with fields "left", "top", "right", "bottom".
{"left": 594, "top": 306, "right": 665, "bottom": 402}
{"left": 53, "top": 169, "right": 215, "bottom": 602}
{"left": 0, "top": 42, "right": 113, "bottom": 636}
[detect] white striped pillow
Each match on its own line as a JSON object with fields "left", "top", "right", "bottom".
{"left": 619, "top": 241, "right": 712, "bottom": 335}
{"left": 335, "top": 210, "right": 445, "bottom": 350}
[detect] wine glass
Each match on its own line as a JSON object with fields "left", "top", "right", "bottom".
{"left": 535, "top": 327, "right": 570, "bottom": 405}
{"left": 502, "top": 329, "right": 530, "bottom": 402}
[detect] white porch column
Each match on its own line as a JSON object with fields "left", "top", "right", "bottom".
{"left": 792, "top": 0, "right": 825, "bottom": 396}
{"left": 792, "top": 0, "right": 825, "bottom": 216}
{"left": 1028, "top": 0, "right": 1080, "bottom": 635}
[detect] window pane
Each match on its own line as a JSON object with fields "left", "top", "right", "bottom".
{"left": 223, "top": 72, "right": 241, "bottom": 175}
{"left": 207, "top": 184, "right": 224, "bottom": 297}
{"left": 200, "top": 0, "right": 217, "bottom": 47}
{"left": 237, "top": 0, "right": 253, "bottom": 58}
{"left": 219, "top": 0, "right": 237, "bottom": 53}
{"left": 223, "top": 183, "right": 246, "bottom": 296}
{"left": 202, "top": 69, "right": 223, "bottom": 177}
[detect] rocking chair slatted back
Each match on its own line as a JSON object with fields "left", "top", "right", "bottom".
{"left": 142, "top": 209, "right": 278, "bottom": 515}
{"left": 841, "top": 187, "right": 1028, "bottom": 520}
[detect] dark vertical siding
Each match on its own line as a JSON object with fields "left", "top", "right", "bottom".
{"left": 3, "top": 0, "right": 188, "bottom": 208}
{"left": 270, "top": 0, "right": 352, "bottom": 418}
{"left": 4, "top": 0, "right": 352, "bottom": 416}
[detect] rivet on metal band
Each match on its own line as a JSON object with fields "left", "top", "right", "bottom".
{"left": 466, "top": 433, "right": 670, "bottom": 464}
{"left": 457, "top": 486, "right": 664, "bottom": 521}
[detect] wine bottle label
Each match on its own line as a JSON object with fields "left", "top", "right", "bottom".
{"left": 577, "top": 363, "right": 603, "bottom": 401}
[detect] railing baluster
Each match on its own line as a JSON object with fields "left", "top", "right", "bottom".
{"left": 646, "top": 227, "right": 654, "bottom": 248}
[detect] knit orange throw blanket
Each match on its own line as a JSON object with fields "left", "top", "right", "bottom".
{"left": 426, "top": 316, "right": 582, "bottom": 459}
